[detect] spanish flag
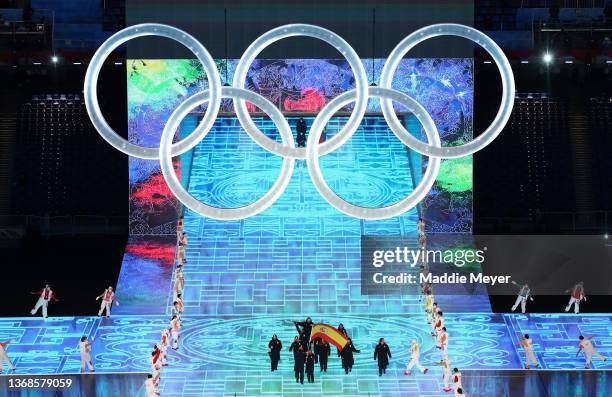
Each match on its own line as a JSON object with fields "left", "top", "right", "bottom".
{"left": 309, "top": 323, "right": 348, "bottom": 350}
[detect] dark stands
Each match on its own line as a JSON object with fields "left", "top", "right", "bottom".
{"left": 473, "top": 60, "right": 612, "bottom": 313}
{"left": 0, "top": 57, "right": 128, "bottom": 317}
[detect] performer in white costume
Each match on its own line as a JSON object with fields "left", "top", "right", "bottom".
{"left": 170, "top": 315, "right": 181, "bottom": 350}
{"left": 565, "top": 282, "right": 586, "bottom": 314}
{"left": 173, "top": 270, "right": 185, "bottom": 300}
{"left": 432, "top": 311, "right": 444, "bottom": 337}
{"left": 176, "top": 217, "right": 184, "bottom": 240}
{"left": 175, "top": 263, "right": 184, "bottom": 280}
{"left": 517, "top": 334, "right": 539, "bottom": 369}
{"left": 178, "top": 232, "right": 188, "bottom": 257}
{"left": 404, "top": 339, "right": 428, "bottom": 375}
{"left": 419, "top": 266, "right": 431, "bottom": 303}
{"left": 429, "top": 303, "right": 439, "bottom": 327}
{"left": 178, "top": 231, "right": 188, "bottom": 247}
{"left": 419, "top": 233, "right": 427, "bottom": 249}
{"left": 437, "top": 327, "right": 449, "bottom": 359}
{"left": 417, "top": 218, "right": 425, "bottom": 236}
{"left": 96, "top": 286, "right": 119, "bottom": 317}
{"left": 151, "top": 346, "right": 162, "bottom": 394}
{"left": 172, "top": 294, "right": 184, "bottom": 318}
{"left": 452, "top": 367, "right": 462, "bottom": 390}
{"left": 30, "top": 284, "right": 58, "bottom": 318}
{"left": 510, "top": 281, "right": 533, "bottom": 314}
{"left": 177, "top": 232, "right": 187, "bottom": 264}
{"left": 436, "top": 356, "right": 453, "bottom": 392}
{"left": 79, "top": 336, "right": 95, "bottom": 372}
{"left": 0, "top": 339, "right": 16, "bottom": 374}
{"left": 145, "top": 373, "right": 158, "bottom": 397}
{"left": 577, "top": 335, "right": 607, "bottom": 369}
{"left": 160, "top": 328, "right": 170, "bottom": 366}
{"left": 424, "top": 290, "right": 434, "bottom": 315}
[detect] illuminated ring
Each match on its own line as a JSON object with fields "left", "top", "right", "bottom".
{"left": 233, "top": 24, "right": 369, "bottom": 159}
{"left": 306, "top": 87, "right": 441, "bottom": 220}
{"left": 159, "top": 87, "right": 295, "bottom": 220}
{"left": 84, "top": 23, "right": 222, "bottom": 160}
{"left": 380, "top": 23, "right": 515, "bottom": 159}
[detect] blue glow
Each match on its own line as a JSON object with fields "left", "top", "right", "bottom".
{"left": 127, "top": 58, "right": 474, "bottom": 234}
{"left": 0, "top": 314, "right": 610, "bottom": 395}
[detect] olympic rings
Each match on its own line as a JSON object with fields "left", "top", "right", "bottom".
{"left": 233, "top": 24, "right": 369, "bottom": 159}
{"left": 306, "top": 87, "right": 441, "bottom": 220}
{"left": 380, "top": 23, "right": 515, "bottom": 159}
{"left": 84, "top": 23, "right": 222, "bottom": 160}
{"left": 86, "top": 22, "right": 515, "bottom": 220}
{"left": 159, "top": 87, "right": 295, "bottom": 220}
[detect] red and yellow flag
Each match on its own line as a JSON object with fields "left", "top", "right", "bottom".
{"left": 309, "top": 323, "right": 348, "bottom": 350}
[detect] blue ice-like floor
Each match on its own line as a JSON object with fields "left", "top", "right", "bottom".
{"left": 168, "top": 116, "right": 490, "bottom": 316}
{"left": 2, "top": 117, "right": 609, "bottom": 395}
{"left": 0, "top": 314, "right": 610, "bottom": 396}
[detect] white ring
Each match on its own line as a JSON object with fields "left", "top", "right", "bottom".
{"left": 84, "top": 23, "right": 222, "bottom": 160}
{"left": 84, "top": 22, "right": 515, "bottom": 221}
{"left": 233, "top": 24, "right": 369, "bottom": 159}
{"left": 306, "top": 86, "right": 441, "bottom": 220}
{"left": 159, "top": 87, "right": 295, "bottom": 220}
{"left": 380, "top": 23, "right": 514, "bottom": 159}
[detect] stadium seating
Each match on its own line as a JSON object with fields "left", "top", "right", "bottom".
{"left": 477, "top": 93, "right": 575, "bottom": 224}
{"left": 14, "top": 94, "right": 123, "bottom": 216}
{"left": 589, "top": 97, "right": 612, "bottom": 210}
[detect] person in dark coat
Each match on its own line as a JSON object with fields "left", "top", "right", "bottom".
{"left": 374, "top": 338, "right": 392, "bottom": 376}
{"left": 296, "top": 117, "right": 307, "bottom": 147}
{"left": 293, "top": 344, "right": 306, "bottom": 384}
{"left": 338, "top": 323, "right": 348, "bottom": 337}
{"left": 305, "top": 350, "right": 315, "bottom": 383}
{"left": 339, "top": 338, "right": 360, "bottom": 374}
{"left": 298, "top": 329, "right": 309, "bottom": 351}
{"left": 312, "top": 336, "right": 322, "bottom": 364}
{"left": 268, "top": 334, "right": 282, "bottom": 371}
{"left": 319, "top": 339, "right": 331, "bottom": 372}
{"left": 289, "top": 336, "right": 301, "bottom": 358}
{"left": 294, "top": 317, "right": 314, "bottom": 347}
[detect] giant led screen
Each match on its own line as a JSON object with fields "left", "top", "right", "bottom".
{"left": 127, "top": 58, "right": 473, "bottom": 235}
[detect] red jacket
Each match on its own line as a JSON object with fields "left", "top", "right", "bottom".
{"left": 31, "top": 288, "right": 59, "bottom": 302}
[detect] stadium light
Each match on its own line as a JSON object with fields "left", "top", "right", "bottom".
{"left": 543, "top": 52, "right": 553, "bottom": 64}
{"left": 51, "top": 55, "right": 59, "bottom": 64}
